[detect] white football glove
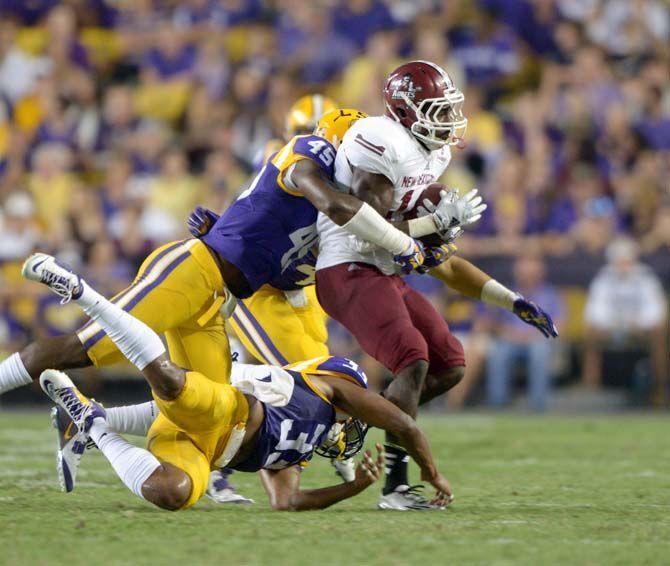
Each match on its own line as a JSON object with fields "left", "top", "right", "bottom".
{"left": 432, "top": 189, "right": 487, "bottom": 237}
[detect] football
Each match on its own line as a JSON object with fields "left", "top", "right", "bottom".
{"left": 402, "top": 182, "right": 449, "bottom": 247}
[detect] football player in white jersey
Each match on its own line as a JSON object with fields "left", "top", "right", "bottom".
{"left": 316, "top": 61, "right": 558, "bottom": 510}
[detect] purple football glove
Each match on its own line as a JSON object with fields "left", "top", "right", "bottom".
{"left": 417, "top": 242, "right": 458, "bottom": 274}
{"left": 187, "top": 206, "right": 220, "bottom": 238}
{"left": 394, "top": 239, "right": 426, "bottom": 275}
{"left": 512, "top": 297, "right": 559, "bottom": 338}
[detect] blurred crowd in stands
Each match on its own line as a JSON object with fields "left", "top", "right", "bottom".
{"left": 0, "top": 0, "right": 667, "bottom": 408}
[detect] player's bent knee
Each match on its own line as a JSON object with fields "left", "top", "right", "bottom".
{"left": 444, "top": 365, "right": 465, "bottom": 388}
{"left": 433, "top": 365, "right": 465, "bottom": 394}
{"left": 142, "top": 464, "right": 193, "bottom": 511}
{"left": 420, "top": 365, "right": 466, "bottom": 404}
{"left": 145, "top": 359, "right": 186, "bottom": 401}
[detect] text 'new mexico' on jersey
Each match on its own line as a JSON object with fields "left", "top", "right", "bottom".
{"left": 230, "top": 356, "right": 368, "bottom": 472}
{"left": 202, "top": 134, "right": 336, "bottom": 297}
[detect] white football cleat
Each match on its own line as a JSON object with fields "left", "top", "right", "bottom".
{"left": 51, "top": 405, "right": 90, "bottom": 493}
{"left": 378, "top": 485, "right": 441, "bottom": 511}
{"left": 331, "top": 457, "right": 356, "bottom": 483}
{"left": 206, "top": 469, "right": 254, "bottom": 504}
{"left": 40, "top": 370, "right": 106, "bottom": 492}
{"left": 22, "top": 253, "right": 83, "bottom": 304}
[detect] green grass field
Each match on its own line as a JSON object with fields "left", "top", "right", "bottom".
{"left": 1, "top": 412, "right": 669, "bottom": 566}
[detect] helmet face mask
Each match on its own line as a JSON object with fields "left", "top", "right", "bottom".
{"left": 384, "top": 60, "right": 468, "bottom": 150}
{"left": 315, "top": 417, "right": 369, "bottom": 460}
{"left": 411, "top": 93, "right": 467, "bottom": 149}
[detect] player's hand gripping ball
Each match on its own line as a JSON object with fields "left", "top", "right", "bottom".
{"left": 402, "top": 183, "right": 470, "bottom": 247}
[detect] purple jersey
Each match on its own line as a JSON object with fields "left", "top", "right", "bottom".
{"left": 202, "top": 135, "right": 336, "bottom": 297}
{"left": 231, "top": 370, "right": 334, "bottom": 471}
{"left": 231, "top": 356, "right": 367, "bottom": 472}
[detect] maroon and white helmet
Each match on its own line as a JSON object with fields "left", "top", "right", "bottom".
{"left": 383, "top": 60, "right": 467, "bottom": 150}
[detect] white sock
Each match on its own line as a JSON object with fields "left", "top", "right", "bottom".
{"left": 89, "top": 418, "right": 161, "bottom": 498}
{"left": 0, "top": 353, "right": 32, "bottom": 395}
{"left": 76, "top": 282, "right": 165, "bottom": 371}
{"left": 106, "top": 402, "right": 159, "bottom": 437}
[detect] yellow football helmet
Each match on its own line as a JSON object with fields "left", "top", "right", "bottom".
{"left": 314, "top": 108, "right": 368, "bottom": 148}
{"left": 285, "top": 94, "right": 338, "bottom": 139}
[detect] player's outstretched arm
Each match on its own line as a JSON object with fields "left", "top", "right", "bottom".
{"left": 428, "top": 255, "right": 491, "bottom": 298}
{"left": 260, "top": 447, "right": 384, "bottom": 511}
{"left": 326, "top": 378, "right": 453, "bottom": 505}
{"left": 430, "top": 256, "right": 559, "bottom": 338}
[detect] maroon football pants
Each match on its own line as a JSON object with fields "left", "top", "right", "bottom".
{"left": 316, "top": 263, "right": 465, "bottom": 375}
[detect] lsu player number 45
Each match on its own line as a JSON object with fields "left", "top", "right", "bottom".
{"left": 191, "top": 108, "right": 443, "bottom": 367}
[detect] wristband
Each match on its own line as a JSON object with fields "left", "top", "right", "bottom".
{"left": 408, "top": 215, "right": 438, "bottom": 238}
{"left": 342, "top": 202, "right": 413, "bottom": 255}
{"left": 481, "top": 279, "right": 519, "bottom": 310}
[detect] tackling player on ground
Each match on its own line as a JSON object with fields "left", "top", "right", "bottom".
{"left": 29, "top": 254, "right": 453, "bottom": 511}
{"left": 315, "top": 61, "right": 558, "bottom": 510}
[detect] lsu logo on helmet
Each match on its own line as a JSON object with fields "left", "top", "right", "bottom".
{"left": 315, "top": 108, "right": 368, "bottom": 149}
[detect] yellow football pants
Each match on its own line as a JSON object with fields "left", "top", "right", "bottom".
{"left": 76, "top": 239, "right": 231, "bottom": 384}
{"left": 229, "top": 284, "right": 329, "bottom": 365}
{"left": 148, "top": 371, "right": 248, "bottom": 509}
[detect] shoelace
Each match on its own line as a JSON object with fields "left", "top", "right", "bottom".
{"left": 57, "top": 387, "right": 89, "bottom": 428}
{"left": 41, "top": 271, "right": 76, "bottom": 304}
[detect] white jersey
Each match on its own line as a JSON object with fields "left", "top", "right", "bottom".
{"left": 316, "top": 115, "right": 452, "bottom": 274}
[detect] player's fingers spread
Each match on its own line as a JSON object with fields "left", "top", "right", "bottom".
{"left": 439, "top": 490, "right": 453, "bottom": 505}
{"left": 431, "top": 493, "right": 447, "bottom": 507}
{"left": 469, "top": 195, "right": 483, "bottom": 208}
{"left": 463, "top": 188, "right": 478, "bottom": 201}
